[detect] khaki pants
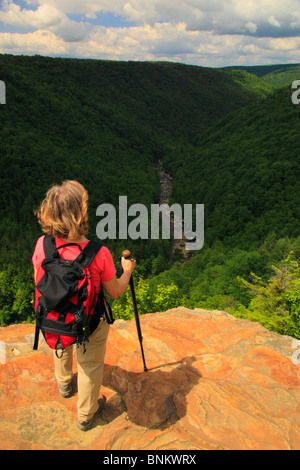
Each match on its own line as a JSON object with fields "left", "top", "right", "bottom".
{"left": 53, "top": 319, "right": 110, "bottom": 422}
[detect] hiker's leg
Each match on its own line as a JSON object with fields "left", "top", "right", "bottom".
{"left": 53, "top": 345, "right": 74, "bottom": 386}
{"left": 76, "top": 320, "right": 110, "bottom": 422}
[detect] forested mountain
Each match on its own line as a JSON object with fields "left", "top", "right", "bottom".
{"left": 0, "top": 54, "right": 270, "bottom": 267}
{"left": 262, "top": 65, "right": 300, "bottom": 89}
{"left": 156, "top": 86, "right": 300, "bottom": 338}
{"left": 223, "top": 63, "right": 300, "bottom": 89}
{"left": 164, "top": 87, "right": 300, "bottom": 248}
{"left": 0, "top": 54, "right": 299, "bottom": 337}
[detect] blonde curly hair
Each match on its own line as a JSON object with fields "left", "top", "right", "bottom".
{"left": 35, "top": 180, "right": 89, "bottom": 240}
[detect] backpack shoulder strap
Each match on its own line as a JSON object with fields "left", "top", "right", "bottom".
{"left": 80, "top": 240, "right": 103, "bottom": 269}
{"left": 43, "top": 236, "right": 103, "bottom": 266}
{"left": 43, "top": 234, "right": 58, "bottom": 259}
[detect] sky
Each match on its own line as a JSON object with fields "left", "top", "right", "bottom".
{"left": 0, "top": 0, "right": 300, "bottom": 67}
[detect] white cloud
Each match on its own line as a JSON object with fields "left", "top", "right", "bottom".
{"left": 0, "top": 2, "right": 62, "bottom": 29}
{"left": 269, "top": 15, "right": 281, "bottom": 28}
{"left": 0, "top": 30, "right": 67, "bottom": 55}
{"left": 245, "top": 22, "right": 258, "bottom": 34}
{"left": 0, "top": 1, "right": 89, "bottom": 41}
{"left": 9, "top": 0, "right": 300, "bottom": 35}
{"left": 24, "top": 0, "right": 126, "bottom": 17}
{"left": 290, "top": 10, "right": 300, "bottom": 28}
{"left": 0, "top": 0, "right": 300, "bottom": 65}
{"left": 1, "top": 21, "right": 299, "bottom": 67}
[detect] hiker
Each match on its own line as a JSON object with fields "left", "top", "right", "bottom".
{"left": 32, "top": 180, "right": 136, "bottom": 431}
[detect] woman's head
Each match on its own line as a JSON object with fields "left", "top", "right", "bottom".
{"left": 36, "top": 180, "right": 89, "bottom": 240}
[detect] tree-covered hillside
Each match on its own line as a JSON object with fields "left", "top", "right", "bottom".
{"left": 156, "top": 85, "right": 300, "bottom": 338}
{"left": 0, "top": 54, "right": 270, "bottom": 268}
{"left": 0, "top": 54, "right": 298, "bottom": 337}
{"left": 163, "top": 87, "right": 300, "bottom": 249}
{"left": 223, "top": 63, "right": 300, "bottom": 89}
{"left": 262, "top": 65, "right": 300, "bottom": 89}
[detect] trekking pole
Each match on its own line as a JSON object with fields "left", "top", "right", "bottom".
{"left": 121, "top": 250, "right": 148, "bottom": 372}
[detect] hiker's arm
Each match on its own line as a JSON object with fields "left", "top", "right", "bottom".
{"left": 102, "top": 257, "right": 136, "bottom": 299}
{"left": 34, "top": 268, "right": 37, "bottom": 284}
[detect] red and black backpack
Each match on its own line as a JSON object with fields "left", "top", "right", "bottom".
{"left": 33, "top": 234, "right": 114, "bottom": 357}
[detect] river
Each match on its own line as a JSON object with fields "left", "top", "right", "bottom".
{"left": 154, "top": 160, "right": 191, "bottom": 261}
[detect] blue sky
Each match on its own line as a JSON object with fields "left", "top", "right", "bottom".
{"left": 0, "top": 0, "right": 300, "bottom": 67}
{"left": 69, "top": 11, "right": 136, "bottom": 29}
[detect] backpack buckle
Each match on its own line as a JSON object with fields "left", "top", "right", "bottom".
{"left": 35, "top": 304, "right": 44, "bottom": 318}
{"left": 74, "top": 310, "right": 82, "bottom": 325}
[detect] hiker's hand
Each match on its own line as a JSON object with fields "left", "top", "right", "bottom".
{"left": 121, "top": 256, "right": 136, "bottom": 274}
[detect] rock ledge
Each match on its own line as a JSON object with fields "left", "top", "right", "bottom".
{"left": 0, "top": 307, "right": 299, "bottom": 450}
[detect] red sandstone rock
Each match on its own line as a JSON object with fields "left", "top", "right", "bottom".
{"left": 0, "top": 308, "right": 299, "bottom": 450}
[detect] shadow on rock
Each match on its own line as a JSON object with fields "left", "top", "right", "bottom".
{"left": 103, "top": 356, "right": 201, "bottom": 428}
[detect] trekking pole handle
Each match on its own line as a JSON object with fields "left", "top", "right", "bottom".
{"left": 121, "top": 250, "right": 135, "bottom": 275}
{"left": 122, "top": 249, "right": 132, "bottom": 259}
{"left": 119, "top": 250, "right": 134, "bottom": 276}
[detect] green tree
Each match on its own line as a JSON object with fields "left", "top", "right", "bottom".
{"left": 0, "top": 267, "right": 34, "bottom": 326}
{"left": 112, "top": 277, "right": 181, "bottom": 320}
{"left": 237, "top": 252, "right": 300, "bottom": 338}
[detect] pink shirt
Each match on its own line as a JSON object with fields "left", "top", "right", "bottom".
{"left": 32, "top": 236, "right": 116, "bottom": 293}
